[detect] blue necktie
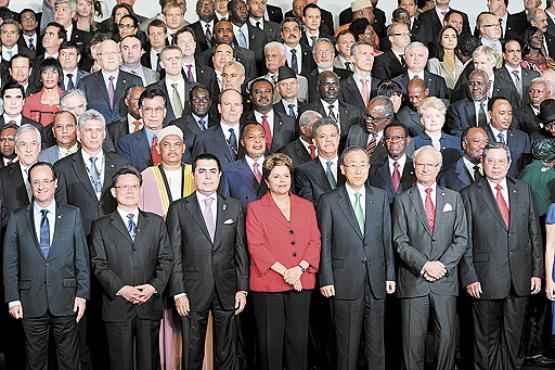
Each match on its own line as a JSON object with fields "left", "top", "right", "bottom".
{"left": 290, "top": 49, "right": 299, "bottom": 75}
{"left": 288, "top": 104, "right": 297, "bottom": 119}
{"left": 497, "top": 132, "right": 505, "bottom": 144}
{"left": 39, "top": 209, "right": 50, "bottom": 258}
{"left": 228, "top": 128, "right": 238, "bottom": 157}
{"left": 127, "top": 213, "right": 136, "bottom": 241}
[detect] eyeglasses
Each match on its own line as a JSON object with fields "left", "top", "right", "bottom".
{"left": 0, "top": 137, "right": 15, "bottom": 142}
{"left": 391, "top": 32, "right": 410, "bottom": 37}
{"left": 384, "top": 135, "right": 406, "bottom": 143}
{"left": 114, "top": 184, "right": 140, "bottom": 191}
{"left": 343, "top": 163, "right": 369, "bottom": 169}
{"left": 414, "top": 162, "right": 440, "bottom": 169}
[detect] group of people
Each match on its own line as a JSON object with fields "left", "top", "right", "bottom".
{"left": 2, "top": 0, "right": 555, "bottom": 370}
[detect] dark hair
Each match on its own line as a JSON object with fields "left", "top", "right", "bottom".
{"left": 43, "top": 21, "right": 67, "bottom": 41}
{"left": 1, "top": 81, "right": 25, "bottom": 98}
{"left": 90, "top": 32, "right": 112, "bottom": 47}
{"left": 487, "top": 96, "right": 511, "bottom": 111}
{"left": 262, "top": 153, "right": 294, "bottom": 182}
{"left": 522, "top": 26, "right": 543, "bottom": 56}
{"left": 280, "top": 17, "right": 302, "bottom": 31}
{"left": 502, "top": 38, "right": 521, "bottom": 53}
{"left": 336, "top": 29, "right": 355, "bottom": 42}
{"left": 189, "top": 84, "right": 210, "bottom": 101}
{"left": 383, "top": 122, "right": 409, "bottom": 138}
{"left": 339, "top": 146, "right": 368, "bottom": 165}
{"left": 118, "top": 14, "right": 139, "bottom": 32}
{"left": 28, "top": 161, "right": 57, "bottom": 183}
{"left": 475, "top": 11, "right": 497, "bottom": 37}
{"left": 436, "top": 26, "right": 459, "bottom": 61}
{"left": 20, "top": 8, "right": 37, "bottom": 20}
{"left": 461, "top": 126, "right": 487, "bottom": 146}
{"left": 193, "top": 153, "right": 221, "bottom": 172}
{"left": 9, "top": 53, "right": 33, "bottom": 69}
{"left": 456, "top": 34, "right": 480, "bottom": 60}
{"left": 148, "top": 18, "right": 168, "bottom": 34}
{"left": 240, "top": 122, "right": 265, "bottom": 140}
{"left": 173, "top": 26, "right": 197, "bottom": 45}
{"left": 120, "top": 34, "right": 143, "bottom": 46}
{"left": 0, "top": 122, "right": 18, "bottom": 133}
{"left": 0, "top": 19, "right": 21, "bottom": 34}
{"left": 139, "top": 87, "right": 167, "bottom": 108}
{"left": 349, "top": 18, "right": 371, "bottom": 41}
{"left": 111, "top": 3, "right": 133, "bottom": 22}
{"left": 377, "top": 80, "right": 403, "bottom": 97}
{"left": 249, "top": 78, "right": 274, "bottom": 97}
{"left": 211, "top": 42, "right": 236, "bottom": 58}
{"left": 112, "top": 166, "right": 143, "bottom": 187}
{"left": 53, "top": 110, "right": 78, "bottom": 126}
{"left": 59, "top": 41, "right": 81, "bottom": 55}
{"left": 37, "top": 58, "right": 63, "bottom": 89}
{"left": 303, "top": 3, "right": 321, "bottom": 16}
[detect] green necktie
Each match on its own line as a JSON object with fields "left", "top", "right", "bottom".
{"left": 354, "top": 192, "right": 364, "bottom": 234}
{"left": 325, "top": 160, "right": 336, "bottom": 189}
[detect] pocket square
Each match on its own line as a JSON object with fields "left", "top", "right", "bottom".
{"left": 442, "top": 203, "right": 453, "bottom": 212}
{"left": 224, "top": 218, "right": 234, "bottom": 225}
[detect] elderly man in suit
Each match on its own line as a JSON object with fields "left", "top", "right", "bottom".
{"left": 282, "top": 110, "right": 320, "bottom": 167}
{"left": 516, "top": 78, "right": 547, "bottom": 136}
{"left": 3, "top": 161, "right": 90, "bottom": 370}
{"left": 393, "top": 145, "right": 468, "bottom": 370}
{"left": 397, "top": 78, "right": 427, "bottom": 137}
{"left": 58, "top": 41, "right": 89, "bottom": 92}
{"left": 461, "top": 143, "right": 543, "bottom": 370}
{"left": 38, "top": 111, "right": 79, "bottom": 164}
{"left": 263, "top": 43, "right": 309, "bottom": 103}
{"left": 119, "top": 35, "right": 159, "bottom": 86}
{"left": 167, "top": 152, "right": 249, "bottom": 370}
{"left": 91, "top": 166, "right": 173, "bottom": 370}
{"left": 318, "top": 146, "right": 395, "bottom": 370}
{"left": 77, "top": 39, "right": 143, "bottom": 123}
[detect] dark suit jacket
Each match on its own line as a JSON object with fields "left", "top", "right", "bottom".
{"left": 198, "top": 45, "right": 257, "bottom": 81}
{"left": 294, "top": 158, "right": 345, "bottom": 204}
{"left": 220, "top": 157, "right": 266, "bottom": 206}
{"left": 3, "top": 204, "right": 89, "bottom": 317}
{"left": 460, "top": 177, "right": 543, "bottom": 299}
{"left": 171, "top": 113, "right": 217, "bottom": 163}
{"left": 339, "top": 6, "right": 386, "bottom": 37}
{"left": 493, "top": 66, "right": 540, "bottom": 109}
{"left": 318, "top": 185, "right": 394, "bottom": 300}
{"left": 414, "top": 7, "right": 471, "bottom": 52}
{"left": 259, "top": 19, "right": 281, "bottom": 42}
{"left": 445, "top": 98, "right": 484, "bottom": 137}
{"left": 0, "top": 116, "right": 54, "bottom": 148}
{"left": 281, "top": 138, "right": 311, "bottom": 167}
{"left": 438, "top": 158, "right": 474, "bottom": 192}
{"left": 167, "top": 192, "right": 249, "bottom": 312}
{"left": 372, "top": 50, "right": 406, "bottom": 81}
{"left": 344, "top": 125, "right": 388, "bottom": 165}
{"left": 266, "top": 4, "right": 283, "bottom": 24}
{"left": 147, "top": 76, "right": 192, "bottom": 123}
{"left": 546, "top": 16, "right": 555, "bottom": 58}
{"left": 189, "top": 20, "right": 214, "bottom": 53}
{"left": 90, "top": 210, "right": 173, "bottom": 322}
{"left": 245, "top": 23, "right": 267, "bottom": 66}
{"left": 62, "top": 69, "right": 89, "bottom": 91}
{"left": 514, "top": 104, "right": 542, "bottom": 136}
{"left": 0, "top": 162, "right": 31, "bottom": 228}
{"left": 338, "top": 75, "right": 382, "bottom": 112}
{"left": 284, "top": 8, "right": 333, "bottom": 36}
{"left": 504, "top": 11, "right": 528, "bottom": 43}
{"left": 54, "top": 150, "right": 129, "bottom": 235}
{"left": 117, "top": 129, "right": 152, "bottom": 172}
{"left": 192, "top": 125, "right": 240, "bottom": 165}
{"left": 107, "top": 117, "right": 131, "bottom": 148}
{"left": 306, "top": 67, "right": 351, "bottom": 103}
{"left": 392, "top": 185, "right": 468, "bottom": 298}
{"left": 369, "top": 157, "right": 416, "bottom": 204}
{"left": 77, "top": 70, "right": 143, "bottom": 123}
{"left": 485, "top": 126, "right": 530, "bottom": 178}
{"left": 194, "top": 63, "right": 219, "bottom": 97}
{"left": 393, "top": 71, "right": 449, "bottom": 100}
{"left": 241, "top": 110, "right": 296, "bottom": 153}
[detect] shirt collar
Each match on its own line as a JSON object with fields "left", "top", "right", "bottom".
{"left": 245, "top": 154, "right": 264, "bottom": 168}
{"left": 388, "top": 154, "right": 406, "bottom": 170}
{"left": 416, "top": 182, "right": 436, "bottom": 194}
{"left": 117, "top": 207, "right": 139, "bottom": 223}
{"left": 81, "top": 149, "right": 104, "bottom": 164}
{"left": 33, "top": 199, "right": 56, "bottom": 214}
{"left": 196, "top": 191, "right": 217, "bottom": 203}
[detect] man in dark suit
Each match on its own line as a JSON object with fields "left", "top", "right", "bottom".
{"left": 393, "top": 41, "right": 449, "bottom": 99}
{"left": 108, "top": 86, "right": 145, "bottom": 148}
{"left": 300, "top": 4, "right": 333, "bottom": 49}
{"left": 284, "top": 0, "right": 334, "bottom": 37}
{"left": 295, "top": 117, "right": 344, "bottom": 204}
{"left": 372, "top": 22, "right": 409, "bottom": 81}
{"left": 167, "top": 152, "right": 249, "bottom": 370}
{"left": 339, "top": 41, "right": 381, "bottom": 112}
{"left": 247, "top": 0, "right": 281, "bottom": 42}
{"left": 281, "top": 17, "right": 316, "bottom": 77}
{"left": 242, "top": 78, "right": 296, "bottom": 153}
{"left": 193, "top": 89, "right": 244, "bottom": 166}
{"left": 515, "top": 77, "right": 546, "bottom": 136}
{"left": 266, "top": 3, "right": 283, "bottom": 23}
{"left": 0, "top": 20, "right": 34, "bottom": 66}
{"left": 229, "top": 0, "right": 267, "bottom": 72}
{"left": 393, "top": 145, "right": 468, "bottom": 370}
{"left": 369, "top": 122, "right": 415, "bottom": 204}
{"left": 339, "top": 0, "right": 386, "bottom": 38}
{"left": 0, "top": 123, "right": 17, "bottom": 167}
{"left": 220, "top": 122, "right": 266, "bottom": 206}
{"left": 397, "top": 78, "right": 427, "bottom": 137}
{"left": 38, "top": 111, "right": 79, "bottom": 165}
{"left": 282, "top": 110, "right": 320, "bottom": 167}
{"left": 487, "top": 0, "right": 528, "bottom": 42}
{"left": 141, "top": 20, "right": 167, "bottom": 72}
{"left": 461, "top": 143, "right": 543, "bottom": 370}
{"left": 77, "top": 40, "right": 143, "bottom": 123}
{"left": 318, "top": 146, "right": 395, "bottom": 370}
{"left": 58, "top": 41, "right": 89, "bottom": 92}
{"left": 9, "top": 54, "right": 33, "bottom": 96}
{"left": 3, "top": 161, "right": 90, "bottom": 370}
{"left": 117, "top": 88, "right": 168, "bottom": 172}
{"left": 52, "top": 0, "right": 92, "bottom": 67}
{"left": 189, "top": 0, "right": 217, "bottom": 53}
{"left": 91, "top": 166, "right": 173, "bottom": 370}
{"left": 439, "top": 127, "right": 489, "bottom": 192}
{"left": 273, "top": 66, "right": 307, "bottom": 119}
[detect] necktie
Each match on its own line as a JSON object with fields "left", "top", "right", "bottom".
{"left": 344, "top": 61, "right": 352, "bottom": 72}
{"left": 127, "top": 213, "right": 137, "bottom": 241}
{"left": 131, "top": 120, "right": 142, "bottom": 133}
{"left": 308, "top": 143, "right": 316, "bottom": 160}
{"left": 473, "top": 164, "right": 481, "bottom": 181}
{"left": 366, "top": 133, "right": 377, "bottom": 156}
{"left": 424, "top": 187, "right": 435, "bottom": 232}
{"left": 23, "top": 168, "right": 32, "bottom": 201}
{"left": 237, "top": 29, "right": 248, "bottom": 49}
{"left": 228, "top": 128, "right": 238, "bottom": 156}
{"left": 253, "top": 162, "right": 262, "bottom": 183}
{"left": 107, "top": 76, "right": 116, "bottom": 111}
{"left": 499, "top": 18, "right": 504, "bottom": 39}
{"left": 328, "top": 104, "right": 337, "bottom": 122}
{"left": 198, "top": 118, "right": 207, "bottom": 131}
{"left": 478, "top": 102, "right": 487, "bottom": 127}
{"left": 512, "top": 70, "right": 522, "bottom": 97}
{"left": 361, "top": 79, "right": 370, "bottom": 107}
{"left": 497, "top": 132, "right": 505, "bottom": 144}
{"left": 66, "top": 73, "right": 75, "bottom": 91}
{"left": 28, "top": 38, "right": 34, "bottom": 50}
{"left": 310, "top": 36, "right": 317, "bottom": 46}
{"left": 495, "top": 184, "right": 510, "bottom": 228}
{"left": 391, "top": 161, "right": 401, "bottom": 193}
{"left": 325, "top": 160, "right": 336, "bottom": 189}
{"left": 354, "top": 192, "right": 364, "bottom": 234}
{"left": 256, "top": 21, "right": 262, "bottom": 30}
{"left": 89, "top": 157, "right": 102, "bottom": 194}
{"left": 205, "top": 24, "right": 212, "bottom": 47}
{"left": 203, "top": 197, "right": 216, "bottom": 242}
{"left": 290, "top": 49, "right": 299, "bottom": 75}
{"left": 171, "top": 83, "right": 183, "bottom": 118}
{"left": 151, "top": 136, "right": 161, "bottom": 165}
{"left": 155, "top": 52, "right": 161, "bottom": 72}
{"left": 261, "top": 114, "right": 272, "bottom": 150}
{"left": 288, "top": 104, "right": 296, "bottom": 119}
{"left": 39, "top": 209, "right": 50, "bottom": 258}
{"left": 186, "top": 64, "right": 194, "bottom": 82}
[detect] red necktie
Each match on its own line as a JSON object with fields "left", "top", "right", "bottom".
{"left": 261, "top": 114, "right": 272, "bottom": 150}
{"left": 391, "top": 161, "right": 401, "bottom": 193}
{"left": 495, "top": 184, "right": 510, "bottom": 228}
{"left": 308, "top": 143, "right": 316, "bottom": 160}
{"left": 253, "top": 162, "right": 262, "bottom": 183}
{"left": 424, "top": 187, "right": 435, "bottom": 232}
{"left": 151, "top": 136, "right": 161, "bottom": 165}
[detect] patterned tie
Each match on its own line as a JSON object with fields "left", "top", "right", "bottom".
{"left": 237, "top": 29, "right": 248, "bottom": 49}
{"left": 290, "top": 49, "right": 299, "bottom": 75}
{"left": 325, "top": 160, "right": 336, "bottom": 189}
{"left": 253, "top": 162, "right": 262, "bottom": 183}
{"left": 424, "top": 187, "right": 435, "bottom": 232}
{"left": 366, "top": 133, "right": 377, "bottom": 156}
{"left": 205, "top": 23, "right": 212, "bottom": 47}
{"left": 198, "top": 118, "right": 208, "bottom": 131}
{"left": 344, "top": 61, "right": 352, "bottom": 72}
{"left": 497, "top": 132, "right": 505, "bottom": 144}
{"left": 391, "top": 161, "right": 401, "bottom": 193}
{"left": 39, "top": 209, "right": 50, "bottom": 258}
{"left": 261, "top": 114, "right": 272, "bottom": 150}
{"left": 354, "top": 192, "right": 364, "bottom": 234}
{"left": 28, "top": 38, "right": 34, "bottom": 50}
{"left": 361, "top": 79, "right": 370, "bottom": 107}
{"left": 89, "top": 157, "right": 102, "bottom": 194}
{"left": 127, "top": 213, "right": 137, "bottom": 241}
{"left": 151, "top": 136, "right": 161, "bottom": 165}
{"left": 512, "top": 70, "right": 522, "bottom": 97}
{"left": 228, "top": 128, "right": 238, "bottom": 157}
{"left": 23, "top": 168, "right": 32, "bottom": 201}
{"left": 171, "top": 83, "right": 183, "bottom": 118}
{"left": 131, "top": 120, "right": 142, "bottom": 133}
{"left": 327, "top": 104, "right": 337, "bottom": 122}
{"left": 478, "top": 102, "right": 487, "bottom": 127}
{"left": 473, "top": 165, "right": 481, "bottom": 181}
{"left": 309, "top": 143, "right": 316, "bottom": 160}
{"left": 288, "top": 104, "right": 296, "bottom": 119}
{"left": 107, "top": 76, "right": 116, "bottom": 111}
{"left": 186, "top": 64, "right": 194, "bottom": 82}
{"left": 66, "top": 73, "right": 75, "bottom": 91}
{"left": 203, "top": 197, "right": 216, "bottom": 242}
{"left": 495, "top": 184, "right": 510, "bottom": 228}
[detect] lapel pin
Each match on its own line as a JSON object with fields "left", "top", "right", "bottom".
{"left": 57, "top": 215, "right": 62, "bottom": 219}
{"left": 222, "top": 203, "right": 227, "bottom": 211}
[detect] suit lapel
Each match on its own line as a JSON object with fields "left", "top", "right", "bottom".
{"left": 477, "top": 178, "right": 508, "bottom": 230}
{"left": 186, "top": 194, "right": 213, "bottom": 243}
{"left": 115, "top": 73, "right": 130, "bottom": 109}
{"left": 46, "top": 205, "right": 66, "bottom": 260}
{"left": 347, "top": 77, "right": 364, "bottom": 109}
{"left": 507, "top": 179, "right": 519, "bottom": 229}
{"left": 93, "top": 73, "right": 111, "bottom": 110}
{"left": 409, "top": 187, "right": 433, "bottom": 235}
{"left": 102, "top": 152, "right": 119, "bottom": 193}
{"left": 337, "top": 187, "right": 364, "bottom": 240}
{"left": 434, "top": 187, "right": 446, "bottom": 236}
{"left": 212, "top": 196, "right": 227, "bottom": 250}
{"left": 72, "top": 153, "right": 97, "bottom": 199}
{"left": 26, "top": 206, "right": 42, "bottom": 258}
{"left": 109, "top": 212, "right": 133, "bottom": 242}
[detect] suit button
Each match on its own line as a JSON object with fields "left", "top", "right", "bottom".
{"left": 361, "top": 258, "right": 367, "bottom": 263}
{"left": 289, "top": 230, "right": 294, "bottom": 235}
{"left": 292, "top": 252, "right": 297, "bottom": 257}
{"left": 291, "top": 241, "right": 296, "bottom": 245}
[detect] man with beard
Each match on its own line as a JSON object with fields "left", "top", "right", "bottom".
{"left": 397, "top": 78, "right": 428, "bottom": 137}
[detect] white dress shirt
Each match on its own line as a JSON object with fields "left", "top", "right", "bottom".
{"left": 220, "top": 122, "right": 240, "bottom": 143}
{"left": 489, "top": 125, "right": 508, "bottom": 144}
{"left": 505, "top": 65, "right": 522, "bottom": 91}
{"left": 463, "top": 156, "right": 482, "bottom": 180}
{"left": 319, "top": 156, "right": 338, "bottom": 182}
{"left": 196, "top": 191, "right": 217, "bottom": 226}
{"left": 233, "top": 23, "right": 250, "bottom": 48}
{"left": 101, "top": 70, "right": 119, "bottom": 92}
{"left": 165, "top": 76, "right": 186, "bottom": 114}
{"left": 345, "top": 183, "right": 366, "bottom": 219}
{"left": 117, "top": 207, "right": 139, "bottom": 231}
{"left": 408, "top": 70, "right": 425, "bottom": 81}
{"left": 3, "top": 114, "right": 22, "bottom": 126}
{"left": 2, "top": 45, "right": 18, "bottom": 61}
{"left": 284, "top": 44, "right": 302, "bottom": 73}
{"left": 474, "top": 99, "right": 489, "bottom": 125}
{"left": 33, "top": 199, "right": 56, "bottom": 243}
{"left": 245, "top": 155, "right": 264, "bottom": 176}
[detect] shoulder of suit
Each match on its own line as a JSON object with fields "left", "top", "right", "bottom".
{"left": 139, "top": 210, "right": 165, "bottom": 224}
{"left": 366, "top": 184, "right": 387, "bottom": 198}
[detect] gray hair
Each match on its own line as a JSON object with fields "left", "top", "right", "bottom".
{"left": 15, "top": 124, "right": 41, "bottom": 144}
{"left": 312, "top": 116, "right": 339, "bottom": 139}
{"left": 223, "top": 61, "right": 246, "bottom": 77}
{"left": 312, "top": 38, "right": 334, "bottom": 54}
{"left": 351, "top": 40, "right": 374, "bottom": 57}
{"left": 472, "top": 45, "right": 497, "bottom": 66}
{"left": 298, "top": 110, "right": 322, "bottom": 128}
{"left": 482, "top": 142, "right": 512, "bottom": 163}
{"left": 339, "top": 146, "right": 368, "bottom": 165}
{"left": 56, "top": 0, "right": 77, "bottom": 10}
{"left": 60, "top": 89, "right": 86, "bottom": 110}
{"left": 368, "top": 95, "right": 394, "bottom": 117}
{"left": 418, "top": 96, "right": 447, "bottom": 116}
{"left": 78, "top": 109, "right": 106, "bottom": 129}
{"left": 530, "top": 77, "right": 548, "bottom": 90}
{"left": 469, "top": 68, "right": 489, "bottom": 82}
{"left": 404, "top": 41, "right": 428, "bottom": 57}
{"left": 264, "top": 41, "right": 285, "bottom": 56}
{"left": 413, "top": 145, "right": 443, "bottom": 168}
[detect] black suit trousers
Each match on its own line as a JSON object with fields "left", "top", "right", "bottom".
{"left": 333, "top": 282, "right": 385, "bottom": 370}
{"left": 182, "top": 296, "right": 236, "bottom": 370}
{"left": 471, "top": 296, "right": 528, "bottom": 370}
{"left": 400, "top": 294, "right": 456, "bottom": 370}
{"left": 22, "top": 314, "right": 80, "bottom": 370}
{"left": 105, "top": 317, "right": 161, "bottom": 370}
{"left": 251, "top": 290, "right": 311, "bottom": 370}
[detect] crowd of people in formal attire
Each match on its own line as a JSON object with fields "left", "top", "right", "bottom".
{"left": 3, "top": 0, "right": 555, "bottom": 369}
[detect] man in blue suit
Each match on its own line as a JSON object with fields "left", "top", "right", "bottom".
{"left": 77, "top": 39, "right": 143, "bottom": 123}
{"left": 220, "top": 123, "right": 266, "bottom": 206}
{"left": 117, "top": 88, "right": 168, "bottom": 172}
